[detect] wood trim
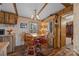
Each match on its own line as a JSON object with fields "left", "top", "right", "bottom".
{"left": 45, "top": 5, "right": 73, "bottom": 21}
{"left": 1, "top": 11, "right": 16, "bottom": 15}
{"left": 62, "top": 3, "right": 72, "bottom": 7}
{"left": 53, "top": 15, "right": 59, "bottom": 48}
{"left": 38, "top": 3, "right": 48, "bottom": 15}
{"left": 13, "top": 3, "right": 18, "bottom": 16}
{"left": 60, "top": 16, "right": 61, "bottom": 48}
{"left": 57, "top": 5, "right": 73, "bottom": 16}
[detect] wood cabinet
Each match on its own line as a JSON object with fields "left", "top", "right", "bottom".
{"left": 0, "top": 11, "right": 18, "bottom": 24}
{"left": 0, "top": 12, "right": 4, "bottom": 23}
{"left": 4, "top": 12, "right": 9, "bottom": 24}
{"left": 0, "top": 35, "right": 16, "bottom": 53}
{"left": 4, "top": 12, "right": 18, "bottom": 24}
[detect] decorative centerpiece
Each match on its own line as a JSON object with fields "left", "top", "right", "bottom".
{"left": 7, "top": 29, "right": 13, "bottom": 35}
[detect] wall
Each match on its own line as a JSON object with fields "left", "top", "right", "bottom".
{"left": 73, "top": 4, "right": 79, "bottom": 51}
{"left": 0, "top": 16, "right": 30, "bottom": 46}
{"left": 16, "top": 17, "right": 30, "bottom": 46}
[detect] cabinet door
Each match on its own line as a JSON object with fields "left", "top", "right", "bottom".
{"left": 0, "top": 37, "right": 4, "bottom": 42}
{"left": 9, "top": 14, "right": 17, "bottom": 24}
{"left": 0, "top": 12, "right": 4, "bottom": 23}
{"left": 4, "top": 36, "right": 13, "bottom": 53}
{"left": 12, "top": 36, "right": 16, "bottom": 51}
{"left": 4, "top": 13, "right": 9, "bottom": 24}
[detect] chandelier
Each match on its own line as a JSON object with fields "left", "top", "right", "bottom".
{"left": 31, "top": 10, "right": 40, "bottom": 20}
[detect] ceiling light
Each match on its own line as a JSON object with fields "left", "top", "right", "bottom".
{"left": 31, "top": 10, "right": 40, "bottom": 20}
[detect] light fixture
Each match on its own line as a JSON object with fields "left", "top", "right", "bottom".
{"left": 31, "top": 10, "right": 40, "bottom": 20}
{"left": 62, "top": 15, "right": 73, "bottom": 25}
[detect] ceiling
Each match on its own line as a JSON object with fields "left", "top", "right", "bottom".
{"left": 0, "top": 3, "right": 65, "bottom": 19}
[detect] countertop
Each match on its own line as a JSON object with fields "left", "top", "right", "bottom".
{"left": 0, "top": 42, "right": 9, "bottom": 52}
{"left": 0, "top": 34, "right": 15, "bottom": 37}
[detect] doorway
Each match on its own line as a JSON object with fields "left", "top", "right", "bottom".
{"left": 63, "top": 14, "right": 73, "bottom": 48}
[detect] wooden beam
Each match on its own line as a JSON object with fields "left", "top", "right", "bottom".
{"left": 37, "top": 3, "right": 48, "bottom": 15}
{"left": 57, "top": 5, "right": 73, "bottom": 16}
{"left": 50, "top": 5, "right": 73, "bottom": 16}
{"left": 62, "top": 3, "right": 72, "bottom": 7}
{"left": 13, "top": 3, "right": 18, "bottom": 16}
{"left": 45, "top": 5, "right": 73, "bottom": 20}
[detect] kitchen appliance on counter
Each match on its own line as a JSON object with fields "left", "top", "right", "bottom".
{"left": 0, "top": 29, "right": 5, "bottom": 35}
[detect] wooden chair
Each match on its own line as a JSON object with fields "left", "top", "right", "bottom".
{"left": 27, "top": 45, "right": 36, "bottom": 55}
{"left": 40, "top": 36, "right": 49, "bottom": 55}
{"left": 23, "top": 33, "right": 36, "bottom": 55}
{"left": 35, "top": 36, "right": 48, "bottom": 55}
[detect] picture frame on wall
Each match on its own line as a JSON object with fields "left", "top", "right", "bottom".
{"left": 29, "top": 22, "right": 38, "bottom": 33}
{"left": 20, "top": 23, "right": 27, "bottom": 28}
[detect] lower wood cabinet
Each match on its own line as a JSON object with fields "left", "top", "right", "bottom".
{"left": 0, "top": 35, "right": 16, "bottom": 53}
{"left": 0, "top": 42, "right": 9, "bottom": 56}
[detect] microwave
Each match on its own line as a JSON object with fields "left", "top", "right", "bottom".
{"left": 0, "top": 29, "right": 5, "bottom": 35}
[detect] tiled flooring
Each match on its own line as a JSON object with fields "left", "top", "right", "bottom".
{"left": 8, "top": 45, "right": 27, "bottom": 56}
{"left": 8, "top": 45, "right": 51, "bottom": 56}
{"left": 8, "top": 44, "right": 78, "bottom": 56}
{"left": 8, "top": 37, "right": 77, "bottom": 56}
{"left": 49, "top": 48, "right": 77, "bottom": 56}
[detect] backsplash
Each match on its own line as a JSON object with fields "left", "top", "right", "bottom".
{"left": 0, "top": 24, "right": 16, "bottom": 35}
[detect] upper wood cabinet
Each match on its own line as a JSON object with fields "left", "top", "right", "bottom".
{"left": 4, "top": 12, "right": 9, "bottom": 24}
{"left": 0, "top": 11, "right": 18, "bottom": 25}
{"left": 0, "top": 12, "right": 5, "bottom": 24}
